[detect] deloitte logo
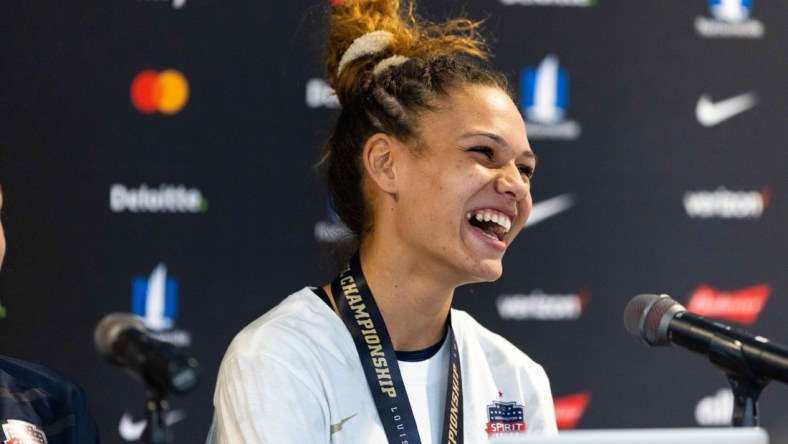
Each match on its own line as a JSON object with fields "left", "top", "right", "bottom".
{"left": 130, "top": 69, "right": 189, "bottom": 115}
{"left": 683, "top": 186, "right": 769, "bottom": 219}
{"left": 306, "top": 79, "right": 340, "bottom": 109}
{"left": 520, "top": 55, "right": 581, "bottom": 140}
{"left": 496, "top": 289, "right": 589, "bottom": 321}
{"left": 110, "top": 184, "right": 208, "bottom": 213}
{"left": 501, "top": 0, "right": 596, "bottom": 6}
{"left": 695, "top": 0, "right": 764, "bottom": 39}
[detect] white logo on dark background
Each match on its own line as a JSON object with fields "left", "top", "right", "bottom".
{"left": 684, "top": 187, "right": 769, "bottom": 219}
{"left": 119, "top": 410, "right": 186, "bottom": 441}
{"left": 137, "top": 0, "right": 186, "bottom": 9}
{"left": 497, "top": 289, "right": 588, "bottom": 320}
{"left": 695, "top": 389, "right": 733, "bottom": 425}
{"left": 695, "top": 92, "right": 757, "bottom": 126}
{"left": 306, "top": 79, "right": 340, "bottom": 109}
{"left": 526, "top": 193, "right": 575, "bottom": 227}
{"left": 110, "top": 184, "right": 207, "bottom": 213}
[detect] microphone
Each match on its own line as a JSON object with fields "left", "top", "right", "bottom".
{"left": 95, "top": 313, "right": 199, "bottom": 394}
{"left": 624, "top": 294, "right": 788, "bottom": 384}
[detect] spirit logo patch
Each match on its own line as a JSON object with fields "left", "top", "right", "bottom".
{"left": 2, "top": 419, "right": 48, "bottom": 444}
{"left": 485, "top": 397, "right": 527, "bottom": 436}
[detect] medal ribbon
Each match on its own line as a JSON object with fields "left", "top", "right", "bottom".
{"left": 331, "top": 252, "right": 463, "bottom": 444}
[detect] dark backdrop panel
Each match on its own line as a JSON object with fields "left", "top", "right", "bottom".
{"left": 1, "top": 1, "right": 786, "bottom": 442}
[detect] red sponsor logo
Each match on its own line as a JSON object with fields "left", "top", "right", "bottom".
{"left": 130, "top": 69, "right": 189, "bottom": 115}
{"left": 554, "top": 392, "right": 591, "bottom": 429}
{"left": 687, "top": 284, "right": 770, "bottom": 325}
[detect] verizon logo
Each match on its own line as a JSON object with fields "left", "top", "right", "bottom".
{"left": 684, "top": 186, "right": 770, "bottom": 219}
{"left": 496, "top": 290, "right": 589, "bottom": 320}
{"left": 553, "top": 392, "right": 591, "bottom": 429}
{"left": 687, "top": 284, "right": 770, "bottom": 325}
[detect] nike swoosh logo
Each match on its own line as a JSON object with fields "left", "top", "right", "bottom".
{"left": 695, "top": 92, "right": 757, "bottom": 127}
{"left": 118, "top": 409, "right": 186, "bottom": 441}
{"left": 526, "top": 193, "right": 575, "bottom": 228}
{"left": 330, "top": 414, "right": 357, "bottom": 435}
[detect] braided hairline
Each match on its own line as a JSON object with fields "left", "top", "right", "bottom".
{"left": 327, "top": 55, "right": 513, "bottom": 240}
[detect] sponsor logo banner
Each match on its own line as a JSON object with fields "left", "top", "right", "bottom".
{"left": 520, "top": 55, "right": 581, "bottom": 140}
{"left": 695, "top": 92, "right": 758, "bottom": 127}
{"left": 687, "top": 284, "right": 770, "bottom": 325}
{"left": 131, "top": 69, "right": 189, "bottom": 114}
{"left": 118, "top": 409, "right": 186, "bottom": 442}
{"left": 497, "top": 289, "right": 589, "bottom": 321}
{"left": 554, "top": 392, "right": 591, "bottom": 429}
{"left": 695, "top": 388, "right": 733, "bottom": 426}
{"left": 695, "top": 0, "right": 764, "bottom": 39}
{"left": 136, "top": 0, "right": 186, "bottom": 9}
{"left": 131, "top": 263, "right": 192, "bottom": 346}
{"left": 683, "top": 186, "right": 770, "bottom": 219}
{"left": 306, "top": 78, "right": 340, "bottom": 109}
{"left": 110, "top": 184, "right": 208, "bottom": 213}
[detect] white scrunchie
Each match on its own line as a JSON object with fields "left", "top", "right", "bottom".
{"left": 373, "top": 55, "right": 410, "bottom": 75}
{"left": 337, "top": 30, "right": 395, "bottom": 76}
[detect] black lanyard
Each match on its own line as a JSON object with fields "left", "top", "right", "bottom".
{"left": 331, "top": 252, "right": 463, "bottom": 444}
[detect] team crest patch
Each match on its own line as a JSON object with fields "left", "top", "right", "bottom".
{"left": 485, "top": 396, "right": 527, "bottom": 436}
{"left": 2, "top": 419, "right": 48, "bottom": 444}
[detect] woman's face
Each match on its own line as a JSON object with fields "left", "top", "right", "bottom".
{"left": 391, "top": 84, "right": 534, "bottom": 284}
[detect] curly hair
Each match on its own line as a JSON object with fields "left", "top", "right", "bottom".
{"left": 323, "top": 0, "right": 513, "bottom": 241}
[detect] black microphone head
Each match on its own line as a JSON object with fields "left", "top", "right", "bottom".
{"left": 94, "top": 313, "right": 146, "bottom": 363}
{"left": 624, "top": 294, "right": 686, "bottom": 346}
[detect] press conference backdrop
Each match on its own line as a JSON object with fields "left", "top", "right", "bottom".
{"left": 1, "top": 0, "right": 786, "bottom": 442}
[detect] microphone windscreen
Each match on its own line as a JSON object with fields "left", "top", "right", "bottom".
{"left": 94, "top": 313, "right": 146, "bottom": 358}
{"left": 624, "top": 294, "right": 684, "bottom": 346}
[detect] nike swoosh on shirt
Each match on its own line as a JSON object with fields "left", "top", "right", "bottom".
{"left": 525, "top": 193, "right": 575, "bottom": 228}
{"left": 330, "top": 414, "right": 357, "bottom": 435}
{"left": 118, "top": 409, "right": 186, "bottom": 441}
{"left": 695, "top": 92, "right": 758, "bottom": 127}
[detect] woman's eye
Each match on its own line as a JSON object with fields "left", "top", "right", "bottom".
{"left": 518, "top": 166, "right": 535, "bottom": 179}
{"left": 469, "top": 146, "right": 494, "bottom": 159}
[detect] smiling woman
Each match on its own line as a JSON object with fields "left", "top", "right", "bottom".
{"left": 207, "top": 1, "right": 557, "bottom": 443}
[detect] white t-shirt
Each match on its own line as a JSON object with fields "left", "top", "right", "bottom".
{"left": 207, "top": 287, "right": 557, "bottom": 443}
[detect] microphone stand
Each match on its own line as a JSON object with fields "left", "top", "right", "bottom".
{"left": 707, "top": 334, "right": 770, "bottom": 427}
{"left": 141, "top": 387, "right": 173, "bottom": 444}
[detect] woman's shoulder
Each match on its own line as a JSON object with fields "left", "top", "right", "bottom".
{"left": 224, "top": 287, "right": 349, "bottom": 363}
{"left": 450, "top": 308, "right": 544, "bottom": 372}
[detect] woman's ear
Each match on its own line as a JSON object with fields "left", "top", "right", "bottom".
{"left": 362, "top": 133, "right": 402, "bottom": 195}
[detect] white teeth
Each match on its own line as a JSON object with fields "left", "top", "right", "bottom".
{"left": 467, "top": 210, "right": 513, "bottom": 234}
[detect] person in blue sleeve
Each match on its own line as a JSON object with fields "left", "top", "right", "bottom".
{"left": 0, "top": 184, "right": 102, "bottom": 444}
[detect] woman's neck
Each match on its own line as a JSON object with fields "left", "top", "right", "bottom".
{"left": 325, "top": 240, "right": 456, "bottom": 352}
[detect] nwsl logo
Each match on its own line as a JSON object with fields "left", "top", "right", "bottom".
{"left": 696, "top": 0, "right": 763, "bottom": 38}
{"left": 522, "top": 54, "right": 567, "bottom": 124}
{"left": 520, "top": 55, "right": 581, "bottom": 140}
{"left": 131, "top": 263, "right": 192, "bottom": 346}
{"left": 710, "top": 0, "right": 752, "bottom": 23}
{"left": 132, "top": 263, "right": 178, "bottom": 331}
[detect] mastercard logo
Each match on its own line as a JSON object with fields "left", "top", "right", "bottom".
{"left": 130, "top": 69, "right": 189, "bottom": 115}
